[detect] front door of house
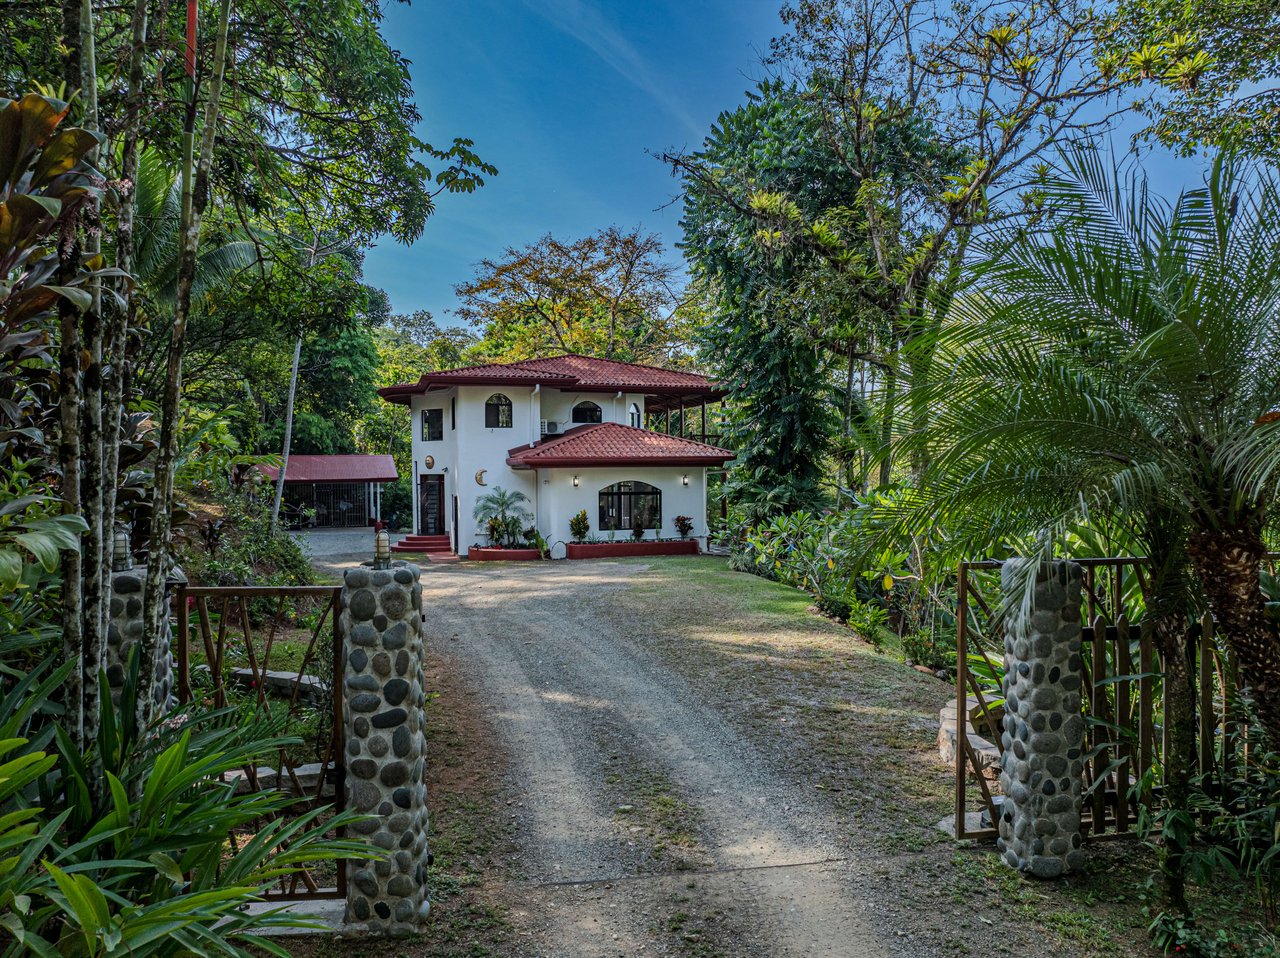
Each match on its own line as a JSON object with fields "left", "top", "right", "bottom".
{"left": 418, "top": 475, "right": 445, "bottom": 535}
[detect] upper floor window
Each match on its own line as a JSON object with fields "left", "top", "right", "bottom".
{"left": 572, "top": 401, "right": 603, "bottom": 424}
{"left": 485, "top": 393, "right": 513, "bottom": 428}
{"left": 421, "top": 408, "right": 443, "bottom": 442}
{"left": 628, "top": 403, "right": 641, "bottom": 428}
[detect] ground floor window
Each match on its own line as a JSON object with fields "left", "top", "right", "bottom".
{"left": 598, "top": 480, "right": 661, "bottom": 532}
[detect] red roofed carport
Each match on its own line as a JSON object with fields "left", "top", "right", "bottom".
{"left": 256, "top": 455, "right": 398, "bottom": 528}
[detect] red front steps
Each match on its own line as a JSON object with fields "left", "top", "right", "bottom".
{"left": 391, "top": 535, "right": 459, "bottom": 562}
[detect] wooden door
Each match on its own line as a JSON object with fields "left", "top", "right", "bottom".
{"left": 418, "top": 475, "right": 445, "bottom": 535}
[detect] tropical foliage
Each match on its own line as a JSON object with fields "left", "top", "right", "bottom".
{"left": 472, "top": 487, "right": 533, "bottom": 548}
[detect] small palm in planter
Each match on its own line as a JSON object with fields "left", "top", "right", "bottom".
{"left": 673, "top": 515, "right": 694, "bottom": 538}
{"left": 474, "top": 486, "right": 531, "bottom": 547}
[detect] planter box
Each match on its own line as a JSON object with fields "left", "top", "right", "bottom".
{"left": 565, "top": 540, "right": 700, "bottom": 560}
{"left": 467, "top": 547, "right": 544, "bottom": 561}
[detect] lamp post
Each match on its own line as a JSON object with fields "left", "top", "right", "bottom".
{"left": 112, "top": 527, "right": 132, "bottom": 572}
{"left": 373, "top": 527, "right": 391, "bottom": 569}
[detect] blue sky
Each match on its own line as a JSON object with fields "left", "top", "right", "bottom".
{"left": 362, "top": 0, "right": 784, "bottom": 324}
{"left": 362, "top": 1, "right": 1209, "bottom": 325}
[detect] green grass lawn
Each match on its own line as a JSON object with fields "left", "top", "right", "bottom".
{"left": 607, "top": 556, "right": 1276, "bottom": 957}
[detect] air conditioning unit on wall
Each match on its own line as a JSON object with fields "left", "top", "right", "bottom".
{"left": 541, "top": 420, "right": 561, "bottom": 435}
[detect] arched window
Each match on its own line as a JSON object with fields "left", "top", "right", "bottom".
{"left": 628, "top": 403, "right": 641, "bottom": 428}
{"left": 598, "top": 481, "right": 661, "bottom": 532}
{"left": 485, "top": 393, "right": 513, "bottom": 428}
{"left": 572, "top": 401, "right": 603, "bottom": 424}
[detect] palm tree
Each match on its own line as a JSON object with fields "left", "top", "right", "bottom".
{"left": 896, "top": 151, "right": 1280, "bottom": 909}
{"left": 910, "top": 149, "right": 1280, "bottom": 744}
{"left": 472, "top": 487, "right": 532, "bottom": 547}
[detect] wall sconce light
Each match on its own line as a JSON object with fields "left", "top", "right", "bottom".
{"left": 682, "top": 474, "right": 689, "bottom": 486}
{"left": 572, "top": 475, "right": 580, "bottom": 487}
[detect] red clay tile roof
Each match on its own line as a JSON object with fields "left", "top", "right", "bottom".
{"left": 378, "top": 354, "right": 722, "bottom": 404}
{"left": 506, "top": 423, "right": 733, "bottom": 468}
{"left": 256, "top": 455, "right": 398, "bottom": 483}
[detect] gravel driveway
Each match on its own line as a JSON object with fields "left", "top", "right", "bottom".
{"left": 421, "top": 559, "right": 928, "bottom": 958}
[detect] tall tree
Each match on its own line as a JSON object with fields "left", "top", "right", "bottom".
{"left": 676, "top": 0, "right": 1127, "bottom": 490}
{"left": 1103, "top": 0, "right": 1280, "bottom": 158}
{"left": 906, "top": 149, "right": 1280, "bottom": 750}
{"left": 454, "top": 227, "right": 691, "bottom": 365}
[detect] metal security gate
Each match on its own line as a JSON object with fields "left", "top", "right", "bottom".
{"left": 173, "top": 585, "right": 347, "bottom": 900}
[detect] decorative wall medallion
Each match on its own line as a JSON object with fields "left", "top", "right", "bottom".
{"left": 423, "top": 455, "right": 435, "bottom": 470}
{"left": 475, "top": 469, "right": 488, "bottom": 486}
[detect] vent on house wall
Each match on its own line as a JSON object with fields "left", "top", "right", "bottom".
{"left": 541, "top": 420, "right": 560, "bottom": 435}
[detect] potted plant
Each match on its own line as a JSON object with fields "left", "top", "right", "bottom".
{"left": 673, "top": 515, "right": 694, "bottom": 538}
{"left": 569, "top": 509, "right": 590, "bottom": 543}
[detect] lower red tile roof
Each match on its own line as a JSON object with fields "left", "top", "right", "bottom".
{"left": 256, "top": 455, "right": 399, "bottom": 483}
{"left": 506, "top": 423, "right": 733, "bottom": 468}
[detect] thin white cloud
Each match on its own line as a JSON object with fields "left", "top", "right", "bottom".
{"left": 518, "top": 0, "right": 702, "bottom": 136}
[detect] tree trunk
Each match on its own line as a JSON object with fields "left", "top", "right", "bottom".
{"left": 1187, "top": 524, "right": 1280, "bottom": 745}
{"left": 104, "top": 0, "right": 151, "bottom": 578}
{"left": 270, "top": 335, "right": 303, "bottom": 531}
{"left": 76, "top": 0, "right": 107, "bottom": 763}
{"left": 877, "top": 361, "right": 897, "bottom": 488}
{"left": 57, "top": 225, "right": 86, "bottom": 750}
{"left": 140, "top": 0, "right": 233, "bottom": 731}
{"left": 1151, "top": 608, "right": 1195, "bottom": 913}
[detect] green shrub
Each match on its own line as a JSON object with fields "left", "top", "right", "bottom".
{"left": 1, "top": 651, "right": 364, "bottom": 955}
{"left": 845, "top": 600, "right": 890, "bottom": 652}
{"left": 569, "top": 509, "right": 590, "bottom": 542}
{"left": 901, "top": 626, "right": 957, "bottom": 671}
{"left": 177, "top": 484, "right": 312, "bottom": 586}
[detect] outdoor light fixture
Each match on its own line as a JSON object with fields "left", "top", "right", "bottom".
{"left": 112, "top": 527, "right": 132, "bottom": 572}
{"left": 373, "top": 528, "right": 391, "bottom": 569}
{"left": 572, "top": 475, "right": 580, "bottom": 487}
{"left": 682, "top": 474, "right": 689, "bottom": 486}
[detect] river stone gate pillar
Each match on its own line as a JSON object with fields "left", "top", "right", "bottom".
{"left": 340, "top": 561, "right": 431, "bottom": 935}
{"left": 997, "top": 559, "right": 1087, "bottom": 879}
{"left": 106, "top": 565, "right": 180, "bottom": 711}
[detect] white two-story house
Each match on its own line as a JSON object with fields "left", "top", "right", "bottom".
{"left": 377, "top": 355, "right": 732, "bottom": 554}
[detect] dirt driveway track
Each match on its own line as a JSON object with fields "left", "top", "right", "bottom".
{"left": 422, "top": 559, "right": 924, "bottom": 958}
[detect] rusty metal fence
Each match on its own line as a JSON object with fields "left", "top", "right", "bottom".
{"left": 173, "top": 584, "right": 347, "bottom": 900}
{"left": 954, "top": 557, "right": 1259, "bottom": 842}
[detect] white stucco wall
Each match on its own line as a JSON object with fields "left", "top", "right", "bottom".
{"left": 405, "top": 386, "right": 705, "bottom": 551}
{"left": 534, "top": 466, "right": 708, "bottom": 553}
{"left": 539, "top": 391, "right": 645, "bottom": 430}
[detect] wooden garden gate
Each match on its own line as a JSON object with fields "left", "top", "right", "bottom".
{"left": 953, "top": 557, "right": 1259, "bottom": 842}
{"left": 172, "top": 584, "right": 347, "bottom": 900}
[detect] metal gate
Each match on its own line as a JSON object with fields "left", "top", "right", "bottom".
{"left": 173, "top": 584, "right": 347, "bottom": 900}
